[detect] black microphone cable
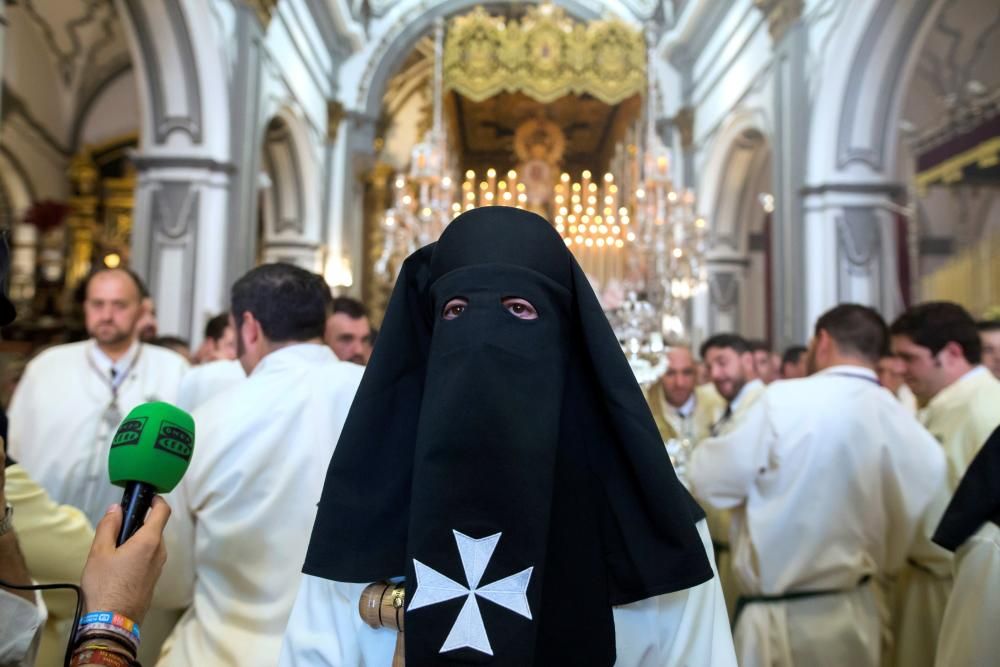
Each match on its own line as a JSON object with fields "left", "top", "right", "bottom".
{"left": 0, "top": 577, "right": 83, "bottom": 667}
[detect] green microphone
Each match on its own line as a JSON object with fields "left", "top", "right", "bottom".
{"left": 108, "top": 401, "right": 195, "bottom": 545}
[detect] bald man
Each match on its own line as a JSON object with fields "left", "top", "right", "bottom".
{"left": 646, "top": 346, "right": 723, "bottom": 444}
{"left": 8, "top": 268, "right": 189, "bottom": 525}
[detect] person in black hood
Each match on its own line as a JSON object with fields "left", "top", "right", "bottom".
{"left": 279, "top": 206, "right": 736, "bottom": 666}
{"left": 931, "top": 424, "right": 1000, "bottom": 666}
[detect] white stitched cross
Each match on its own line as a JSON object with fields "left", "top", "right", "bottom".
{"left": 409, "top": 530, "right": 533, "bottom": 656}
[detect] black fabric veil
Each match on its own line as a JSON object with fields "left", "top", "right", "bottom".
{"left": 933, "top": 424, "right": 1000, "bottom": 552}
{"left": 304, "top": 207, "right": 711, "bottom": 665}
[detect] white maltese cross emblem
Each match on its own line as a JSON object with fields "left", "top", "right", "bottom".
{"left": 409, "top": 530, "right": 533, "bottom": 656}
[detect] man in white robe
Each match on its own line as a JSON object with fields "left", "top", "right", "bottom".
{"left": 696, "top": 333, "right": 765, "bottom": 617}
{"left": 153, "top": 264, "right": 364, "bottom": 667}
{"left": 175, "top": 358, "right": 245, "bottom": 412}
{"left": 689, "top": 304, "right": 947, "bottom": 667}
{"left": 889, "top": 301, "right": 1000, "bottom": 667}
{"left": 7, "top": 268, "right": 188, "bottom": 526}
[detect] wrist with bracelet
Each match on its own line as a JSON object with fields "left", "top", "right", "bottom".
{"left": 71, "top": 611, "right": 142, "bottom": 667}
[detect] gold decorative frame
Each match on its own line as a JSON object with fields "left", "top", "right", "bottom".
{"left": 443, "top": 4, "right": 646, "bottom": 106}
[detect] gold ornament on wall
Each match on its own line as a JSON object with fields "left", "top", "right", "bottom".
{"left": 444, "top": 3, "right": 646, "bottom": 106}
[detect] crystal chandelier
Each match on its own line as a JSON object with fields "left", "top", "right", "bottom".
{"left": 610, "top": 35, "right": 709, "bottom": 388}
{"left": 374, "top": 18, "right": 455, "bottom": 286}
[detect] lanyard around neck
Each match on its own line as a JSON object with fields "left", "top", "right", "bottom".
{"left": 87, "top": 344, "right": 143, "bottom": 401}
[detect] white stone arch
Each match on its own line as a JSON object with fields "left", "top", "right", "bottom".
{"left": 692, "top": 109, "right": 773, "bottom": 341}
{"left": 258, "top": 106, "right": 322, "bottom": 271}
{"left": 800, "top": 0, "right": 949, "bottom": 328}
{"left": 115, "top": 0, "right": 232, "bottom": 340}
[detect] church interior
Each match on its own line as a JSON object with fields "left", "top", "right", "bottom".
{"left": 3, "top": 3, "right": 1000, "bottom": 667}
{"left": 0, "top": 0, "right": 996, "bottom": 356}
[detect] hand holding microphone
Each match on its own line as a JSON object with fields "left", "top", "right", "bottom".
{"left": 107, "top": 401, "right": 195, "bottom": 545}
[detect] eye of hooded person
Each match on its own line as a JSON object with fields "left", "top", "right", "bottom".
{"left": 502, "top": 296, "right": 539, "bottom": 320}
{"left": 442, "top": 297, "right": 468, "bottom": 320}
{"left": 441, "top": 296, "right": 540, "bottom": 321}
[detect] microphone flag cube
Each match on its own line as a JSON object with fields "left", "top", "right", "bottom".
{"left": 108, "top": 401, "right": 195, "bottom": 493}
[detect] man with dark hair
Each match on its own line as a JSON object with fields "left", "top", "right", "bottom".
{"left": 748, "top": 340, "right": 779, "bottom": 384}
{"left": 690, "top": 304, "right": 946, "bottom": 667}
{"left": 154, "top": 263, "right": 364, "bottom": 667}
{"left": 194, "top": 312, "right": 237, "bottom": 364}
{"left": 8, "top": 267, "right": 188, "bottom": 525}
{"left": 888, "top": 301, "right": 1000, "bottom": 667}
{"left": 324, "top": 296, "right": 371, "bottom": 365}
{"left": 699, "top": 334, "right": 763, "bottom": 437}
{"left": 180, "top": 312, "right": 244, "bottom": 411}
{"left": 979, "top": 319, "right": 1000, "bottom": 379}
{"left": 779, "top": 345, "right": 808, "bottom": 379}
{"left": 876, "top": 352, "right": 918, "bottom": 414}
{"left": 697, "top": 334, "right": 765, "bottom": 619}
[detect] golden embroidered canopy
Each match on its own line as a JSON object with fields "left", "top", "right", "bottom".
{"left": 443, "top": 4, "right": 646, "bottom": 106}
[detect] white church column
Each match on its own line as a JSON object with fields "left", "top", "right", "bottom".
{"left": 802, "top": 185, "right": 907, "bottom": 325}
{"left": 760, "top": 0, "right": 809, "bottom": 346}
{"left": 116, "top": 0, "right": 235, "bottom": 342}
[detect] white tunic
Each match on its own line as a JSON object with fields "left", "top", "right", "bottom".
{"left": 278, "top": 519, "right": 737, "bottom": 667}
{"left": 176, "top": 359, "right": 246, "bottom": 412}
{"left": 688, "top": 366, "right": 946, "bottom": 667}
{"left": 934, "top": 522, "right": 1000, "bottom": 667}
{"left": 153, "top": 344, "right": 364, "bottom": 667}
{"left": 7, "top": 340, "right": 189, "bottom": 525}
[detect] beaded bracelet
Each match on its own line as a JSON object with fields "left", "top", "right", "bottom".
{"left": 79, "top": 612, "right": 141, "bottom": 642}
{"left": 69, "top": 647, "right": 134, "bottom": 667}
{"left": 75, "top": 630, "right": 139, "bottom": 655}
{"left": 76, "top": 624, "right": 140, "bottom": 654}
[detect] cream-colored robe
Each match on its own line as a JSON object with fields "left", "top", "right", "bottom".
{"left": 278, "top": 519, "right": 737, "bottom": 667}
{"left": 689, "top": 366, "right": 946, "bottom": 667}
{"left": 893, "top": 366, "right": 1000, "bottom": 667}
{"left": 700, "top": 378, "right": 765, "bottom": 620}
{"left": 645, "top": 382, "right": 723, "bottom": 444}
{"left": 934, "top": 521, "right": 1000, "bottom": 666}
{"left": 8, "top": 340, "right": 189, "bottom": 525}
{"left": 6, "top": 463, "right": 93, "bottom": 667}
{"left": 153, "top": 344, "right": 363, "bottom": 667}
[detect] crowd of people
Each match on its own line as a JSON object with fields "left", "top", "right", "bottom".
{"left": 0, "top": 205, "right": 998, "bottom": 667}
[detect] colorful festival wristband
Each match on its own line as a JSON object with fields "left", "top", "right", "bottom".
{"left": 79, "top": 612, "right": 141, "bottom": 642}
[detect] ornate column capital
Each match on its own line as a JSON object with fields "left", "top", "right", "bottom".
{"left": 753, "top": 0, "right": 803, "bottom": 42}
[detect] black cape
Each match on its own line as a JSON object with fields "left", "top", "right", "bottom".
{"left": 933, "top": 424, "right": 1000, "bottom": 552}
{"left": 304, "top": 207, "right": 711, "bottom": 665}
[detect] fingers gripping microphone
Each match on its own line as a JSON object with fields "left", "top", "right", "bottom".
{"left": 107, "top": 402, "right": 195, "bottom": 546}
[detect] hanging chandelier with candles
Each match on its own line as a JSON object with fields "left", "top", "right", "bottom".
{"left": 372, "top": 7, "right": 710, "bottom": 377}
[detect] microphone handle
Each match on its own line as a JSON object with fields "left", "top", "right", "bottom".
{"left": 117, "top": 481, "right": 156, "bottom": 546}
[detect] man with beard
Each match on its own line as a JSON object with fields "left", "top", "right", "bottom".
{"left": 646, "top": 345, "right": 724, "bottom": 444}
{"left": 324, "top": 296, "right": 372, "bottom": 365}
{"left": 698, "top": 334, "right": 767, "bottom": 618}
{"left": 7, "top": 268, "right": 189, "bottom": 526}
{"left": 689, "top": 304, "right": 946, "bottom": 667}
{"left": 154, "top": 264, "right": 365, "bottom": 667}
